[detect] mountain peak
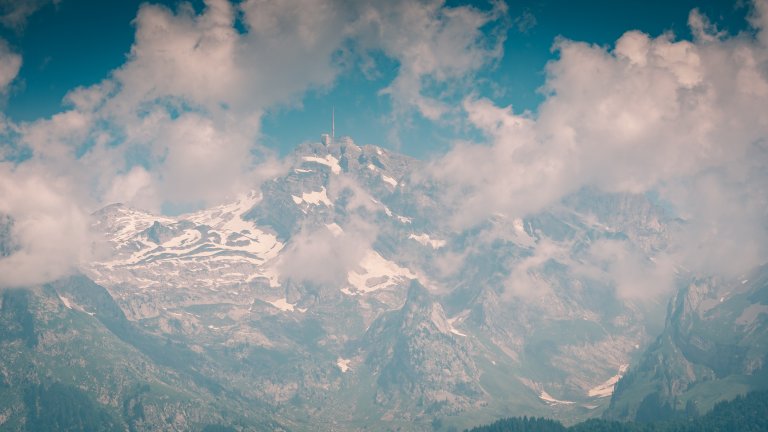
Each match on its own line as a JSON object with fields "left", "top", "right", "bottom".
{"left": 405, "top": 279, "right": 431, "bottom": 306}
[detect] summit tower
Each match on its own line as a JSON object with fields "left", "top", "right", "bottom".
{"left": 321, "top": 107, "right": 335, "bottom": 146}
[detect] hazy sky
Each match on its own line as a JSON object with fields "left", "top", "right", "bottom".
{"left": 0, "top": 0, "right": 766, "bottom": 288}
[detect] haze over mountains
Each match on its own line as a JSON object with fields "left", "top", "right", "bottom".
{"left": 1, "top": 136, "right": 766, "bottom": 430}
{"left": 1, "top": 0, "right": 768, "bottom": 431}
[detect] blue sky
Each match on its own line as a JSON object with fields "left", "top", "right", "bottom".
{"left": 0, "top": 0, "right": 751, "bottom": 158}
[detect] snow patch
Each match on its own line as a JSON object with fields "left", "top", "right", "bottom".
{"left": 587, "top": 364, "right": 628, "bottom": 398}
{"left": 336, "top": 357, "right": 351, "bottom": 373}
{"left": 539, "top": 390, "right": 575, "bottom": 405}
{"left": 511, "top": 217, "right": 535, "bottom": 246}
{"left": 326, "top": 223, "right": 344, "bottom": 237}
{"left": 409, "top": 233, "right": 446, "bottom": 249}
{"left": 513, "top": 218, "right": 525, "bottom": 233}
{"left": 346, "top": 250, "right": 416, "bottom": 294}
{"left": 430, "top": 305, "right": 466, "bottom": 337}
{"left": 266, "top": 298, "right": 305, "bottom": 313}
{"left": 303, "top": 155, "right": 341, "bottom": 175}
{"left": 107, "top": 208, "right": 177, "bottom": 243}
{"left": 185, "top": 191, "right": 261, "bottom": 233}
{"left": 381, "top": 175, "right": 397, "bottom": 187}
{"left": 59, "top": 295, "right": 72, "bottom": 309}
{"left": 162, "top": 229, "right": 201, "bottom": 248}
{"left": 292, "top": 187, "right": 333, "bottom": 207}
{"left": 447, "top": 312, "right": 469, "bottom": 337}
{"left": 383, "top": 207, "right": 412, "bottom": 224}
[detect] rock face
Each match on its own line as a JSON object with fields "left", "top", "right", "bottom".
{"left": 361, "top": 281, "right": 483, "bottom": 419}
{"left": 606, "top": 266, "right": 768, "bottom": 422}
{"left": 2, "top": 137, "right": 693, "bottom": 430}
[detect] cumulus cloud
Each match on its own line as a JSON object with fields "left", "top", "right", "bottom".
{"left": 358, "top": 0, "right": 508, "bottom": 120}
{"left": 9, "top": 0, "right": 341, "bottom": 215}
{"left": 430, "top": 3, "right": 768, "bottom": 281}
{"left": 9, "top": 0, "right": 503, "bottom": 215}
{"left": 0, "top": 164, "right": 93, "bottom": 288}
{"left": 0, "top": 0, "right": 507, "bottom": 286}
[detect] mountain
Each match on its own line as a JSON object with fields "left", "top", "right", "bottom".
{"left": 360, "top": 281, "right": 483, "bottom": 418}
{"left": 605, "top": 265, "right": 768, "bottom": 422}
{"left": 2, "top": 136, "right": 701, "bottom": 430}
{"left": 0, "top": 275, "right": 283, "bottom": 431}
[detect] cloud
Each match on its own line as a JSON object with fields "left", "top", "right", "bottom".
{"left": 277, "top": 217, "right": 377, "bottom": 286}
{"left": 0, "top": 0, "right": 508, "bottom": 286}
{"left": 513, "top": 9, "right": 536, "bottom": 34}
{"left": 7, "top": 0, "right": 339, "bottom": 215}
{"left": 0, "top": 38, "right": 21, "bottom": 92}
{"left": 103, "top": 165, "right": 155, "bottom": 209}
{"left": 688, "top": 8, "right": 725, "bottom": 42}
{"left": 0, "top": 0, "right": 58, "bottom": 32}
{"left": 360, "top": 0, "right": 508, "bottom": 120}
{"left": 503, "top": 238, "right": 568, "bottom": 300}
{"left": 276, "top": 171, "right": 389, "bottom": 286}
{"left": 750, "top": 0, "right": 768, "bottom": 46}
{"left": 9, "top": 0, "right": 765, "bottom": 295}
{"left": 575, "top": 239, "right": 677, "bottom": 301}
{"left": 1, "top": 0, "right": 508, "bottom": 218}
{"left": 662, "top": 169, "right": 768, "bottom": 276}
{"left": 0, "top": 163, "right": 93, "bottom": 288}
{"left": 112, "top": 0, "right": 254, "bottom": 115}
{"left": 430, "top": 3, "right": 768, "bottom": 280}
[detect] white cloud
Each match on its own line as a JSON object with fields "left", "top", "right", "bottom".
{"left": 688, "top": 8, "right": 725, "bottom": 43}
{"left": 111, "top": 0, "right": 242, "bottom": 114}
{"left": 2, "top": 0, "right": 506, "bottom": 287}
{"left": 430, "top": 5, "right": 768, "bottom": 280}
{"left": 140, "top": 112, "right": 255, "bottom": 208}
{"left": 20, "top": 109, "right": 92, "bottom": 162}
{"left": 358, "top": 0, "right": 507, "bottom": 120}
{"left": 103, "top": 165, "right": 156, "bottom": 210}
{"left": 8, "top": 0, "right": 765, "bottom": 294}
{"left": 0, "top": 38, "right": 21, "bottom": 92}
{"left": 503, "top": 238, "right": 567, "bottom": 300}
{"left": 3, "top": 0, "right": 506, "bottom": 219}
{"left": 277, "top": 217, "right": 377, "bottom": 286}
{"left": 277, "top": 172, "right": 383, "bottom": 286}
{"left": 575, "top": 239, "right": 677, "bottom": 301}
{"left": 750, "top": 0, "right": 768, "bottom": 46}
{"left": 0, "top": 164, "right": 94, "bottom": 288}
